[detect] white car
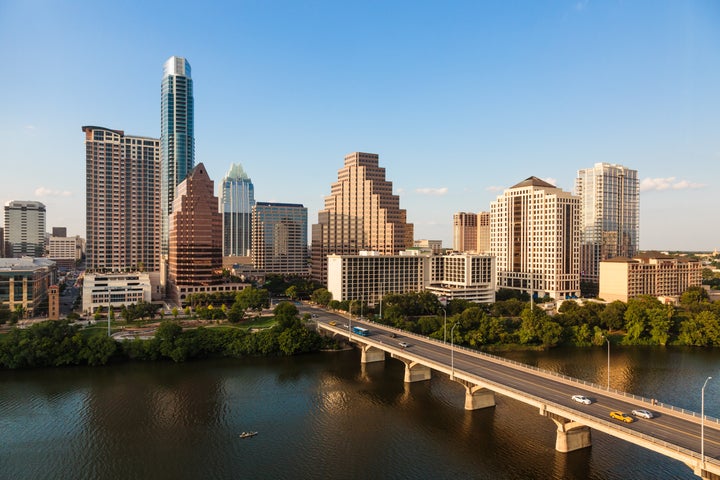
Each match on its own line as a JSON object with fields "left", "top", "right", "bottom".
{"left": 631, "top": 409, "right": 654, "bottom": 419}
{"left": 398, "top": 342, "right": 409, "bottom": 348}
{"left": 571, "top": 395, "right": 592, "bottom": 405}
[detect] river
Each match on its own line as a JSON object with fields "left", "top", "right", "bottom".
{"left": 1, "top": 346, "right": 719, "bottom": 480}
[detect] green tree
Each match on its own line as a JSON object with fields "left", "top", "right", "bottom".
{"left": 285, "top": 285, "right": 299, "bottom": 301}
{"left": 599, "top": 301, "right": 626, "bottom": 330}
{"left": 274, "top": 301, "right": 300, "bottom": 329}
{"left": 647, "top": 306, "right": 672, "bottom": 346}
{"left": 171, "top": 307, "right": 179, "bottom": 319}
{"left": 235, "top": 287, "right": 270, "bottom": 313}
{"left": 311, "top": 288, "right": 332, "bottom": 306}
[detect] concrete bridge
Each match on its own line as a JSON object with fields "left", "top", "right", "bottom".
{"left": 316, "top": 315, "right": 720, "bottom": 480}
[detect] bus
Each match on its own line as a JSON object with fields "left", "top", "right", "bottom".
{"left": 352, "top": 326, "right": 370, "bottom": 336}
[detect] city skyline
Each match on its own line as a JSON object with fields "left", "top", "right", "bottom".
{"left": 1, "top": 1, "right": 719, "bottom": 251}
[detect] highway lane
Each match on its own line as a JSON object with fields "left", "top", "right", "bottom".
{"left": 304, "top": 305, "right": 720, "bottom": 468}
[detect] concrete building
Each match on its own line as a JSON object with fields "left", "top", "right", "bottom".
{"left": 490, "top": 177, "right": 580, "bottom": 300}
{"left": 167, "top": 163, "right": 223, "bottom": 303}
{"left": 0, "top": 257, "right": 57, "bottom": 317}
{"left": 599, "top": 253, "right": 702, "bottom": 302}
{"left": 220, "top": 163, "right": 255, "bottom": 257}
{"left": 4, "top": 200, "right": 46, "bottom": 258}
{"left": 413, "top": 239, "right": 443, "bottom": 255}
{"left": 251, "top": 202, "right": 308, "bottom": 276}
{"left": 575, "top": 163, "right": 639, "bottom": 290}
{"left": 0, "top": 227, "right": 5, "bottom": 257}
{"left": 327, "top": 251, "right": 495, "bottom": 304}
{"left": 82, "top": 272, "right": 153, "bottom": 314}
{"left": 161, "top": 56, "right": 195, "bottom": 256}
{"left": 476, "top": 211, "right": 491, "bottom": 253}
{"left": 52, "top": 227, "right": 67, "bottom": 237}
{"left": 312, "top": 152, "right": 414, "bottom": 283}
{"left": 48, "top": 235, "right": 83, "bottom": 270}
{"left": 453, "top": 212, "right": 477, "bottom": 252}
{"left": 83, "top": 126, "right": 161, "bottom": 272}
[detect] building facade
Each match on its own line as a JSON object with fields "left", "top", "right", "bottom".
{"left": 414, "top": 239, "right": 443, "bottom": 255}
{"left": 251, "top": 202, "right": 308, "bottom": 276}
{"left": 168, "top": 163, "right": 223, "bottom": 301}
{"left": 83, "top": 126, "right": 161, "bottom": 272}
{"left": 0, "top": 257, "right": 57, "bottom": 317}
{"left": 161, "top": 56, "right": 195, "bottom": 255}
{"left": 219, "top": 163, "right": 255, "bottom": 257}
{"left": 453, "top": 212, "right": 477, "bottom": 252}
{"left": 48, "top": 235, "right": 83, "bottom": 270}
{"left": 575, "top": 163, "right": 639, "bottom": 289}
{"left": 4, "top": 200, "right": 46, "bottom": 258}
{"left": 426, "top": 253, "right": 495, "bottom": 303}
{"left": 599, "top": 253, "right": 702, "bottom": 302}
{"left": 82, "top": 272, "right": 153, "bottom": 314}
{"left": 490, "top": 177, "right": 580, "bottom": 299}
{"left": 476, "top": 211, "right": 491, "bottom": 253}
{"left": 311, "top": 152, "right": 414, "bottom": 283}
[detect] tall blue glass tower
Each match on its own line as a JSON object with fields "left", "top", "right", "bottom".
{"left": 161, "top": 56, "right": 194, "bottom": 255}
{"left": 219, "top": 163, "right": 255, "bottom": 257}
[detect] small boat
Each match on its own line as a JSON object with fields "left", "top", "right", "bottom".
{"left": 239, "top": 431, "right": 258, "bottom": 439}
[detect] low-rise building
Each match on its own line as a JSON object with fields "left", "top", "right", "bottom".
{"left": 82, "top": 273, "right": 154, "bottom": 314}
{"left": 0, "top": 257, "right": 57, "bottom": 317}
{"left": 599, "top": 253, "right": 702, "bottom": 302}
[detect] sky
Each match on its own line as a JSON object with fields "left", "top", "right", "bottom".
{"left": 1, "top": 0, "right": 719, "bottom": 251}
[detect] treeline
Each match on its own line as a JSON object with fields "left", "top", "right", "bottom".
{"left": 0, "top": 303, "right": 330, "bottom": 369}
{"left": 324, "top": 286, "right": 720, "bottom": 348}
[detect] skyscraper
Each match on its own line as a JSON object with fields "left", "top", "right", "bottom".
{"left": 219, "top": 163, "right": 255, "bottom": 257}
{"left": 168, "top": 163, "right": 223, "bottom": 300}
{"left": 83, "top": 126, "right": 161, "bottom": 272}
{"left": 161, "top": 56, "right": 194, "bottom": 255}
{"left": 575, "top": 163, "right": 639, "bottom": 291}
{"left": 4, "top": 200, "right": 46, "bottom": 258}
{"left": 453, "top": 212, "right": 477, "bottom": 252}
{"left": 490, "top": 177, "right": 580, "bottom": 299}
{"left": 476, "top": 211, "right": 490, "bottom": 253}
{"left": 252, "top": 202, "right": 308, "bottom": 275}
{"left": 311, "top": 152, "right": 414, "bottom": 283}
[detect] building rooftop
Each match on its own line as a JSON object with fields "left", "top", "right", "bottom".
{"left": 0, "top": 257, "right": 56, "bottom": 271}
{"left": 509, "top": 176, "right": 557, "bottom": 189}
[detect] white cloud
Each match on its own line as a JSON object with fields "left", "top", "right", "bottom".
{"left": 415, "top": 187, "right": 448, "bottom": 196}
{"left": 544, "top": 177, "right": 558, "bottom": 186}
{"left": 640, "top": 177, "right": 706, "bottom": 192}
{"left": 486, "top": 185, "right": 505, "bottom": 192}
{"left": 35, "top": 187, "right": 73, "bottom": 197}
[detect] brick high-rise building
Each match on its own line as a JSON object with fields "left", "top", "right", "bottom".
{"left": 490, "top": 177, "right": 580, "bottom": 299}
{"left": 453, "top": 212, "right": 477, "bottom": 252}
{"left": 311, "top": 152, "right": 414, "bottom": 283}
{"left": 83, "top": 126, "right": 160, "bottom": 272}
{"left": 168, "top": 163, "right": 222, "bottom": 300}
{"left": 476, "top": 211, "right": 490, "bottom": 253}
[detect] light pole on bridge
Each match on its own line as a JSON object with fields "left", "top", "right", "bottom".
{"left": 602, "top": 335, "right": 610, "bottom": 390}
{"left": 702, "top": 376, "right": 712, "bottom": 470}
{"left": 450, "top": 322, "right": 460, "bottom": 381}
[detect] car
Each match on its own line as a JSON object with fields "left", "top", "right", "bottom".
{"left": 390, "top": 333, "right": 397, "bottom": 338}
{"left": 328, "top": 321, "right": 337, "bottom": 326}
{"left": 571, "top": 395, "right": 592, "bottom": 405}
{"left": 609, "top": 411, "right": 634, "bottom": 423}
{"left": 398, "top": 342, "right": 409, "bottom": 348}
{"left": 311, "top": 314, "right": 318, "bottom": 318}
{"left": 631, "top": 409, "right": 654, "bottom": 419}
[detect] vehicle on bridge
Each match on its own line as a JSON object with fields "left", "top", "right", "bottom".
{"left": 398, "top": 342, "right": 409, "bottom": 348}
{"left": 329, "top": 321, "right": 337, "bottom": 326}
{"left": 352, "top": 326, "right": 370, "bottom": 336}
{"left": 609, "top": 411, "right": 634, "bottom": 423}
{"left": 631, "top": 409, "right": 654, "bottom": 419}
{"left": 571, "top": 394, "right": 592, "bottom": 405}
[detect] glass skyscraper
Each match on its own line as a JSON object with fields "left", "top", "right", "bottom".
{"left": 161, "top": 56, "right": 194, "bottom": 255}
{"left": 219, "top": 163, "right": 255, "bottom": 257}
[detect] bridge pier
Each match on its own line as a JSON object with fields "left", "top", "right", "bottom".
{"left": 464, "top": 386, "right": 495, "bottom": 410}
{"left": 543, "top": 410, "right": 591, "bottom": 452}
{"left": 403, "top": 362, "right": 432, "bottom": 383}
{"left": 360, "top": 345, "right": 386, "bottom": 363}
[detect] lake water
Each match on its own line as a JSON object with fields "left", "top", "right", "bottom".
{"left": 2, "top": 346, "right": 719, "bottom": 479}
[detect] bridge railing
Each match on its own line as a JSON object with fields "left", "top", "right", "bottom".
{"left": 355, "top": 317, "right": 720, "bottom": 427}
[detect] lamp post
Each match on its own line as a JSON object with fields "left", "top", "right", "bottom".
{"left": 442, "top": 307, "right": 447, "bottom": 344}
{"left": 604, "top": 335, "right": 610, "bottom": 390}
{"left": 450, "top": 322, "right": 460, "bottom": 380}
{"left": 702, "top": 376, "right": 712, "bottom": 469}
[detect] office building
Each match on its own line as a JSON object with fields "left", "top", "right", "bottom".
{"left": 48, "top": 235, "right": 83, "bottom": 270}
{"left": 52, "top": 227, "right": 67, "bottom": 237}
{"left": 251, "top": 202, "right": 308, "bottom": 276}
{"left": 476, "top": 211, "right": 490, "bottom": 253}
{"left": 161, "top": 56, "right": 195, "bottom": 255}
{"left": 0, "top": 257, "right": 57, "bottom": 317}
{"left": 0, "top": 227, "right": 5, "bottom": 257}
{"left": 414, "top": 239, "right": 443, "bottom": 255}
{"left": 167, "top": 163, "right": 223, "bottom": 302}
{"left": 426, "top": 253, "right": 496, "bottom": 303}
{"left": 490, "top": 177, "right": 580, "bottom": 299}
{"left": 4, "top": 200, "right": 46, "bottom": 258}
{"left": 575, "top": 163, "right": 639, "bottom": 290}
{"left": 311, "top": 152, "right": 414, "bottom": 283}
{"left": 83, "top": 126, "right": 161, "bottom": 272}
{"left": 453, "top": 212, "right": 477, "bottom": 252}
{"left": 219, "top": 163, "right": 255, "bottom": 257}
{"left": 82, "top": 272, "right": 153, "bottom": 314}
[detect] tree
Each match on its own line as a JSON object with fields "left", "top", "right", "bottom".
{"left": 235, "top": 287, "right": 270, "bottom": 313}
{"left": 600, "top": 301, "right": 626, "bottom": 330}
{"left": 274, "top": 301, "right": 300, "bottom": 329}
{"left": 285, "top": 285, "right": 299, "bottom": 301}
{"left": 647, "top": 306, "right": 672, "bottom": 346}
{"left": 171, "top": 307, "right": 179, "bottom": 319}
{"left": 311, "top": 288, "right": 332, "bottom": 306}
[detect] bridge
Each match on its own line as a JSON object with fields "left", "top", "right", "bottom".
{"left": 312, "top": 311, "right": 720, "bottom": 480}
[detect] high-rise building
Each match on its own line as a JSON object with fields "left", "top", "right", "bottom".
{"left": 252, "top": 202, "right": 308, "bottom": 276}
{"left": 311, "top": 152, "right": 414, "bottom": 283}
{"left": 219, "top": 163, "right": 255, "bottom": 257}
{"left": 490, "top": 177, "right": 580, "bottom": 299}
{"left": 161, "top": 56, "right": 195, "bottom": 255}
{"left": 52, "top": 227, "right": 67, "bottom": 238}
{"left": 168, "top": 163, "right": 223, "bottom": 301}
{"left": 453, "top": 212, "right": 477, "bottom": 252}
{"left": 83, "top": 126, "right": 161, "bottom": 272}
{"left": 575, "top": 163, "right": 639, "bottom": 290}
{"left": 476, "top": 211, "right": 490, "bottom": 253}
{"left": 4, "top": 200, "right": 46, "bottom": 258}
{"left": 0, "top": 227, "right": 5, "bottom": 257}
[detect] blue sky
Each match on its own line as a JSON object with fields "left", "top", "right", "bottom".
{"left": 1, "top": 0, "right": 719, "bottom": 251}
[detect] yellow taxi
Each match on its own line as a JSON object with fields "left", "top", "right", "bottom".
{"left": 609, "top": 411, "right": 634, "bottom": 423}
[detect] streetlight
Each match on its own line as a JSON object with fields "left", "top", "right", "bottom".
{"left": 702, "top": 376, "right": 712, "bottom": 469}
{"left": 450, "top": 322, "right": 460, "bottom": 380}
{"left": 442, "top": 307, "right": 447, "bottom": 344}
{"left": 603, "top": 335, "right": 610, "bottom": 390}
